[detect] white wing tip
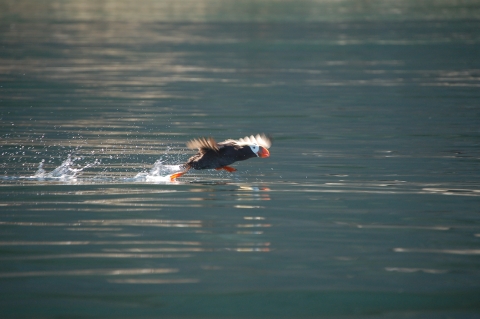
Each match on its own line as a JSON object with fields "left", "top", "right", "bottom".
{"left": 239, "top": 133, "right": 272, "bottom": 148}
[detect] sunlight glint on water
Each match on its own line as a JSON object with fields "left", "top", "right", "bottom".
{"left": 1, "top": 0, "right": 480, "bottom": 318}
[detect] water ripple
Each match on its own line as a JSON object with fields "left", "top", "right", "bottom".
{"left": 385, "top": 267, "right": 448, "bottom": 274}
{"left": 0, "top": 268, "right": 177, "bottom": 278}
{"left": 394, "top": 248, "right": 480, "bottom": 255}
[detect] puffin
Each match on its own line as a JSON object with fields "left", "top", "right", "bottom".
{"left": 170, "top": 133, "right": 272, "bottom": 181}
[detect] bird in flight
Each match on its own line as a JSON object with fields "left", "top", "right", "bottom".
{"left": 170, "top": 134, "right": 272, "bottom": 181}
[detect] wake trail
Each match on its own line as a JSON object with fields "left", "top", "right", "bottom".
{"left": 1, "top": 155, "right": 184, "bottom": 184}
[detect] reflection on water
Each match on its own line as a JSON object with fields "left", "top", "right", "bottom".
{"left": 0, "top": 268, "right": 178, "bottom": 278}
{"left": 108, "top": 278, "right": 200, "bottom": 284}
{"left": 385, "top": 267, "right": 448, "bottom": 274}
{"left": 1, "top": 0, "right": 480, "bottom": 317}
{"left": 1, "top": 253, "right": 195, "bottom": 261}
{"left": 2, "top": 0, "right": 480, "bottom": 22}
{"left": 0, "top": 240, "right": 202, "bottom": 246}
{"left": 394, "top": 248, "right": 480, "bottom": 255}
{"left": 0, "top": 198, "right": 272, "bottom": 289}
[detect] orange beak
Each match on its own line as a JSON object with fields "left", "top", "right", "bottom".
{"left": 258, "top": 146, "right": 270, "bottom": 158}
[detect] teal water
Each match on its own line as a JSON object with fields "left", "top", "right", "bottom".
{"left": 1, "top": 1, "right": 480, "bottom": 318}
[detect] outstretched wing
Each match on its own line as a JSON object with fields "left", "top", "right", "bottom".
{"left": 222, "top": 133, "right": 272, "bottom": 149}
{"left": 186, "top": 137, "right": 219, "bottom": 152}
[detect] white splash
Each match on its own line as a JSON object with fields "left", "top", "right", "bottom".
{"left": 33, "top": 155, "right": 100, "bottom": 181}
{"left": 133, "top": 159, "right": 182, "bottom": 183}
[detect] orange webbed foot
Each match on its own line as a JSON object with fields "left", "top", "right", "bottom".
{"left": 215, "top": 166, "right": 237, "bottom": 173}
{"left": 170, "top": 170, "right": 188, "bottom": 181}
{"left": 170, "top": 172, "right": 183, "bottom": 181}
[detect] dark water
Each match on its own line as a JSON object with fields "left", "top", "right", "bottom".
{"left": 1, "top": 1, "right": 480, "bottom": 318}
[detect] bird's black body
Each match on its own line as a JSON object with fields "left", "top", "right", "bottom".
{"left": 187, "top": 144, "right": 257, "bottom": 170}
{"left": 170, "top": 134, "right": 272, "bottom": 181}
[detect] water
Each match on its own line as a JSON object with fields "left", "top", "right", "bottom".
{"left": 1, "top": 0, "right": 480, "bottom": 318}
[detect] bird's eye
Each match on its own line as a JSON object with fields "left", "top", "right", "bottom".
{"left": 249, "top": 144, "right": 260, "bottom": 155}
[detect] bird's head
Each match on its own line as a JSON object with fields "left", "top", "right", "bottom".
{"left": 248, "top": 144, "right": 270, "bottom": 158}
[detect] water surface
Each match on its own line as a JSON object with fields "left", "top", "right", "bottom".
{"left": 1, "top": 0, "right": 480, "bottom": 318}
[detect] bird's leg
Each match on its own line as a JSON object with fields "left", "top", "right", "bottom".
{"left": 215, "top": 166, "right": 237, "bottom": 173}
{"left": 170, "top": 167, "right": 190, "bottom": 181}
